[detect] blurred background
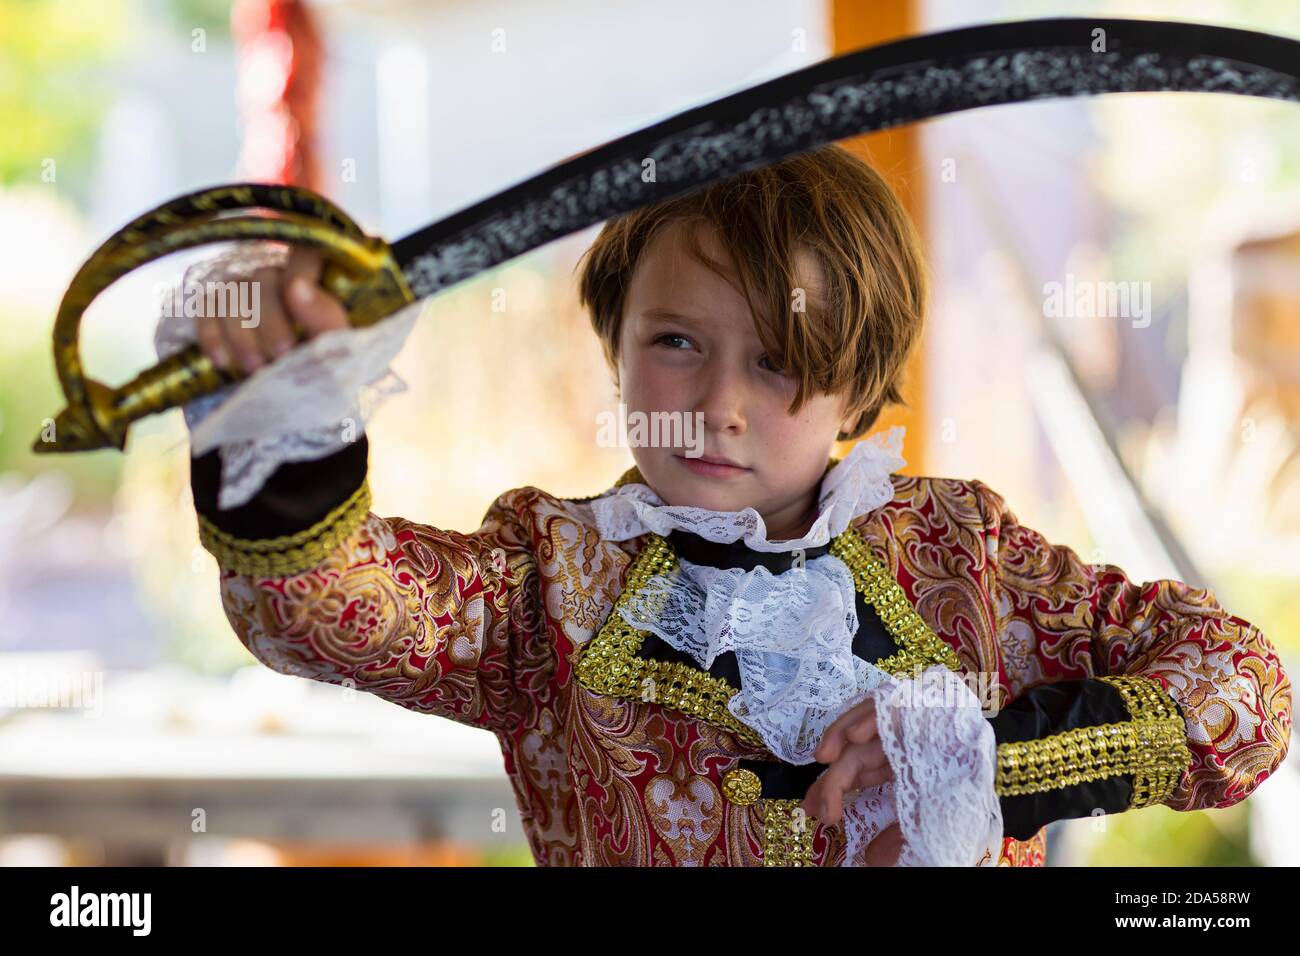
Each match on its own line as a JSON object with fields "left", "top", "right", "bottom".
{"left": 0, "top": 0, "right": 1296, "bottom": 866}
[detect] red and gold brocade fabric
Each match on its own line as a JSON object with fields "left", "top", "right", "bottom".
{"left": 207, "top": 473, "right": 1290, "bottom": 866}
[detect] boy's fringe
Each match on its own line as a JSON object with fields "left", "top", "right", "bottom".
{"left": 574, "top": 144, "right": 928, "bottom": 441}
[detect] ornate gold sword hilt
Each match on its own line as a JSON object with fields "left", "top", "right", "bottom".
{"left": 33, "top": 183, "right": 415, "bottom": 454}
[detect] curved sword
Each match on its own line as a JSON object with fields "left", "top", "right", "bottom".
{"left": 36, "top": 16, "right": 1300, "bottom": 453}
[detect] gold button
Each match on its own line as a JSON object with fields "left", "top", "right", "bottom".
{"left": 721, "top": 767, "right": 761, "bottom": 806}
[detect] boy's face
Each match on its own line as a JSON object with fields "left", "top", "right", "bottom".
{"left": 615, "top": 220, "right": 858, "bottom": 539}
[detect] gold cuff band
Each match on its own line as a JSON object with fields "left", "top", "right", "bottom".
{"left": 994, "top": 674, "right": 1192, "bottom": 805}
{"left": 197, "top": 479, "right": 371, "bottom": 577}
{"left": 1098, "top": 674, "right": 1194, "bottom": 808}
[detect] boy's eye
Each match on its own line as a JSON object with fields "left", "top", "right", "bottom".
{"left": 653, "top": 333, "right": 692, "bottom": 349}
{"left": 651, "top": 334, "right": 786, "bottom": 375}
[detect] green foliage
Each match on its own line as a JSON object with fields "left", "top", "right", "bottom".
{"left": 0, "top": 0, "right": 126, "bottom": 186}
{"left": 1086, "top": 803, "right": 1255, "bottom": 866}
{"left": 161, "top": 0, "right": 234, "bottom": 39}
{"left": 479, "top": 843, "right": 537, "bottom": 867}
{"left": 0, "top": 0, "right": 235, "bottom": 187}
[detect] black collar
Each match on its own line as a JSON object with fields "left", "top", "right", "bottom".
{"left": 665, "top": 528, "right": 833, "bottom": 573}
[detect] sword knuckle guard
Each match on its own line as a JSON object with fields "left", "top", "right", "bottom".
{"left": 34, "top": 183, "right": 413, "bottom": 455}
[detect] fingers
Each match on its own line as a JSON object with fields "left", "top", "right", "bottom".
{"left": 864, "top": 822, "right": 904, "bottom": 867}
{"left": 811, "top": 762, "right": 854, "bottom": 826}
{"left": 191, "top": 245, "right": 351, "bottom": 376}
{"left": 814, "top": 697, "right": 877, "bottom": 764}
{"left": 844, "top": 711, "right": 878, "bottom": 747}
{"left": 802, "top": 741, "right": 893, "bottom": 825}
{"left": 849, "top": 756, "right": 893, "bottom": 791}
{"left": 252, "top": 265, "right": 297, "bottom": 360}
{"left": 195, "top": 307, "right": 230, "bottom": 373}
{"left": 284, "top": 245, "right": 349, "bottom": 337}
{"left": 218, "top": 265, "right": 284, "bottom": 375}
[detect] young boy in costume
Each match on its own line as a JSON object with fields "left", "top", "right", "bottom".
{"left": 181, "top": 144, "right": 1291, "bottom": 866}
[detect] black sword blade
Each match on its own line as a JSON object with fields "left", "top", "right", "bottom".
{"left": 390, "top": 16, "right": 1300, "bottom": 301}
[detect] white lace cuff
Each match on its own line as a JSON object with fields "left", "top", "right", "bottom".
{"left": 152, "top": 241, "right": 418, "bottom": 510}
{"left": 850, "top": 665, "right": 1003, "bottom": 866}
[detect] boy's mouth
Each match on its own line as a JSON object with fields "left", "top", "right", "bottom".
{"left": 674, "top": 453, "right": 751, "bottom": 479}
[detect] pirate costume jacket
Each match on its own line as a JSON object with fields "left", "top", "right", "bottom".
{"left": 190, "top": 423, "right": 1292, "bottom": 866}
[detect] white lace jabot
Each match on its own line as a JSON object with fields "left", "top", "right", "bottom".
{"left": 591, "top": 425, "right": 906, "bottom": 553}
{"left": 591, "top": 425, "right": 1003, "bottom": 867}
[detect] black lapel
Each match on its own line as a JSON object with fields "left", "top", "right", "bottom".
{"left": 633, "top": 530, "right": 902, "bottom": 799}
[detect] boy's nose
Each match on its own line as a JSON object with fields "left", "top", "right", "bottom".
{"left": 695, "top": 366, "right": 748, "bottom": 434}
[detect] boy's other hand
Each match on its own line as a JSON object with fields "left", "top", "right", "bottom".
{"left": 804, "top": 696, "right": 902, "bottom": 865}
{"left": 195, "top": 245, "right": 350, "bottom": 375}
{"left": 804, "top": 696, "right": 895, "bottom": 808}
{"left": 863, "top": 821, "right": 903, "bottom": 866}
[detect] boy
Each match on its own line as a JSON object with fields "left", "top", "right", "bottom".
{"left": 183, "top": 144, "right": 1291, "bottom": 865}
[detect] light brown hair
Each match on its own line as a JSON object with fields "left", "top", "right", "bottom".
{"left": 573, "top": 143, "right": 928, "bottom": 441}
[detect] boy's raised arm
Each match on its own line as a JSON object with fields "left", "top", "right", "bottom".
{"left": 970, "top": 479, "right": 1291, "bottom": 841}
{"left": 190, "top": 435, "right": 552, "bottom": 736}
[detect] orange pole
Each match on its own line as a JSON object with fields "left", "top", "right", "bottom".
{"left": 829, "top": 0, "right": 928, "bottom": 472}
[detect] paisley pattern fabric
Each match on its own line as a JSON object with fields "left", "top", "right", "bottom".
{"left": 207, "top": 471, "right": 1291, "bottom": 866}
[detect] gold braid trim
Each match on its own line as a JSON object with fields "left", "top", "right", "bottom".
{"left": 762, "top": 799, "right": 815, "bottom": 866}
{"left": 1098, "top": 674, "right": 1194, "bottom": 808}
{"left": 993, "top": 675, "right": 1193, "bottom": 803}
{"left": 197, "top": 479, "right": 371, "bottom": 577}
{"left": 574, "top": 533, "right": 766, "bottom": 747}
{"left": 829, "top": 524, "right": 963, "bottom": 676}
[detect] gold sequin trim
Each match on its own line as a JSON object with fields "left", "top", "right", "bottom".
{"left": 1098, "top": 674, "right": 1193, "bottom": 808}
{"left": 762, "top": 799, "right": 815, "bottom": 866}
{"left": 993, "top": 675, "right": 1192, "bottom": 803}
{"left": 829, "top": 524, "right": 963, "bottom": 676}
{"left": 197, "top": 479, "right": 371, "bottom": 577}
{"left": 574, "top": 533, "right": 766, "bottom": 747}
